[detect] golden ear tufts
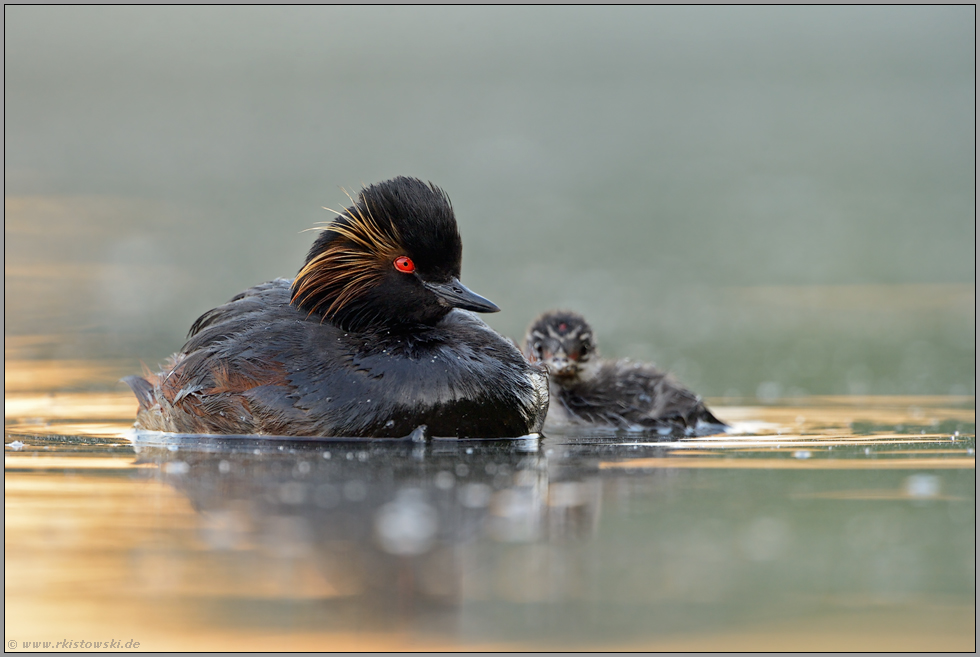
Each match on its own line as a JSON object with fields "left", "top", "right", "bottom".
{"left": 291, "top": 194, "right": 404, "bottom": 320}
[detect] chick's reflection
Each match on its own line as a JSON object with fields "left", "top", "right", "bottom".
{"left": 135, "top": 438, "right": 586, "bottom": 608}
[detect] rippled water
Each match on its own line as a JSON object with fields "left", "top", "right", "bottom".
{"left": 5, "top": 361, "right": 975, "bottom": 651}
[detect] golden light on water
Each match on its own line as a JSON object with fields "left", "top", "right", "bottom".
{"left": 4, "top": 364, "right": 974, "bottom": 650}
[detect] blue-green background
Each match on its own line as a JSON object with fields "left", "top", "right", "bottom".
{"left": 5, "top": 6, "right": 975, "bottom": 397}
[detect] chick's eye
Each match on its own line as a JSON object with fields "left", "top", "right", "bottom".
{"left": 393, "top": 256, "right": 415, "bottom": 273}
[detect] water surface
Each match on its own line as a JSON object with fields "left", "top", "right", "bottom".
{"left": 5, "top": 361, "right": 974, "bottom": 651}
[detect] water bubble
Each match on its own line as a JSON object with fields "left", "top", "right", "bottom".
{"left": 434, "top": 471, "right": 455, "bottom": 490}
{"left": 296, "top": 461, "right": 311, "bottom": 475}
{"left": 218, "top": 460, "right": 231, "bottom": 474}
{"left": 904, "top": 474, "right": 941, "bottom": 499}
{"left": 459, "top": 483, "right": 492, "bottom": 508}
{"left": 322, "top": 451, "right": 331, "bottom": 460}
{"left": 163, "top": 461, "right": 189, "bottom": 475}
{"left": 375, "top": 489, "right": 438, "bottom": 556}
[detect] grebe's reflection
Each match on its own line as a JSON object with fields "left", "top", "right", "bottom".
{"left": 131, "top": 431, "right": 687, "bottom": 619}
{"left": 133, "top": 435, "right": 596, "bottom": 609}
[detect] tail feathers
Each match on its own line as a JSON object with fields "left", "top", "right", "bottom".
{"left": 696, "top": 404, "right": 727, "bottom": 428}
{"left": 122, "top": 375, "right": 156, "bottom": 411}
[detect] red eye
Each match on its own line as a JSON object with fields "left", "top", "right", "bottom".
{"left": 393, "top": 256, "right": 415, "bottom": 273}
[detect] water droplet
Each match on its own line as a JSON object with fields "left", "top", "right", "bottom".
{"left": 459, "top": 483, "right": 492, "bottom": 508}
{"left": 434, "top": 471, "right": 455, "bottom": 490}
{"left": 793, "top": 450, "right": 811, "bottom": 459}
{"left": 375, "top": 489, "right": 438, "bottom": 555}
{"left": 163, "top": 461, "right": 189, "bottom": 475}
{"left": 904, "top": 474, "right": 941, "bottom": 499}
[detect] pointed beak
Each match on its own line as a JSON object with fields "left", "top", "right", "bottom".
{"left": 423, "top": 277, "right": 500, "bottom": 313}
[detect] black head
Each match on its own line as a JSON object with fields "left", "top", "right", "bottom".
{"left": 291, "top": 177, "right": 499, "bottom": 331}
{"left": 523, "top": 310, "right": 596, "bottom": 380}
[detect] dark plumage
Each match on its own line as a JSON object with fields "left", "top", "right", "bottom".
{"left": 523, "top": 310, "right": 726, "bottom": 435}
{"left": 124, "top": 177, "right": 549, "bottom": 438}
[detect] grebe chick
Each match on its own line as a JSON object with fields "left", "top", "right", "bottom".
{"left": 124, "top": 177, "right": 548, "bottom": 438}
{"left": 523, "top": 310, "right": 725, "bottom": 435}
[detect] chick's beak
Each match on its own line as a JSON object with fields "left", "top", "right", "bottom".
{"left": 424, "top": 277, "right": 500, "bottom": 313}
{"left": 544, "top": 356, "right": 578, "bottom": 378}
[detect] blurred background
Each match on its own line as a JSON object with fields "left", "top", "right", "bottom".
{"left": 4, "top": 6, "right": 975, "bottom": 398}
